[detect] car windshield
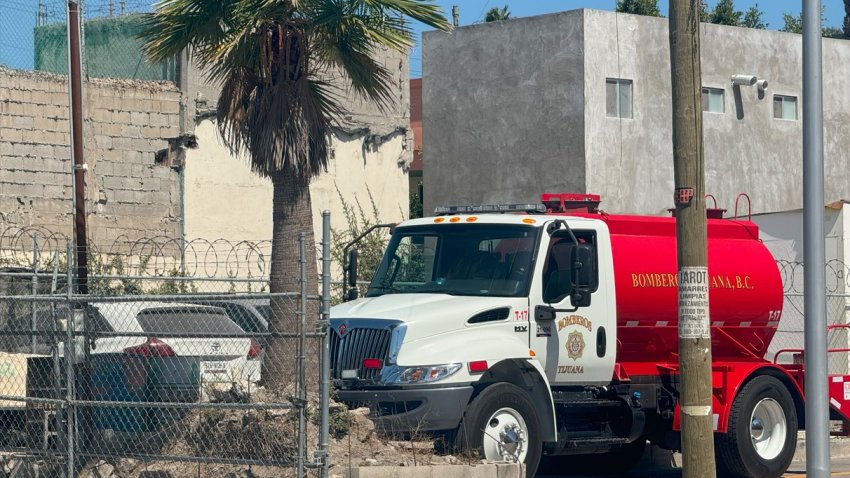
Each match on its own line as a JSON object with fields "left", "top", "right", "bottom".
{"left": 366, "top": 224, "right": 539, "bottom": 298}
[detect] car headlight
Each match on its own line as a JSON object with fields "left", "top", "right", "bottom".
{"left": 393, "top": 363, "right": 462, "bottom": 384}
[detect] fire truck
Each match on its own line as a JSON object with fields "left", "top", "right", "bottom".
{"left": 330, "top": 193, "right": 850, "bottom": 477}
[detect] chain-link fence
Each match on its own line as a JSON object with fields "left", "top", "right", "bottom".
{"left": 1, "top": 0, "right": 175, "bottom": 81}
{"left": 770, "top": 260, "right": 850, "bottom": 376}
{"left": 0, "top": 217, "right": 333, "bottom": 477}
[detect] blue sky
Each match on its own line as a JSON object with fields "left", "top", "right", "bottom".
{"left": 0, "top": 1, "right": 846, "bottom": 75}
{"left": 409, "top": 1, "right": 849, "bottom": 76}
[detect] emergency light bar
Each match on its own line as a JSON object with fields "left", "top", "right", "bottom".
{"left": 434, "top": 204, "right": 546, "bottom": 215}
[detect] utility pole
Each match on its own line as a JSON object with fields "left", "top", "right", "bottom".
{"left": 67, "top": 0, "right": 89, "bottom": 294}
{"left": 669, "top": 1, "right": 715, "bottom": 477}
{"left": 802, "top": 0, "right": 829, "bottom": 475}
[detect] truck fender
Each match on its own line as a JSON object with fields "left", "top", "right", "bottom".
{"left": 672, "top": 363, "right": 803, "bottom": 434}
{"left": 473, "top": 358, "right": 558, "bottom": 443}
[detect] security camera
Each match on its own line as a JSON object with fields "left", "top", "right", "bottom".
{"left": 730, "top": 75, "right": 757, "bottom": 86}
{"left": 756, "top": 79, "right": 769, "bottom": 92}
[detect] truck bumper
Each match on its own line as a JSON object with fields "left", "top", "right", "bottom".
{"left": 336, "top": 385, "right": 474, "bottom": 433}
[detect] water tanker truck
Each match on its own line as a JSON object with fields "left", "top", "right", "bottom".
{"left": 330, "top": 193, "right": 850, "bottom": 477}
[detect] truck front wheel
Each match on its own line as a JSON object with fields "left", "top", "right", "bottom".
{"left": 455, "top": 383, "right": 542, "bottom": 477}
{"left": 716, "top": 375, "right": 798, "bottom": 478}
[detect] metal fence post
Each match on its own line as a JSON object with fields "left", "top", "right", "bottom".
{"left": 31, "top": 235, "right": 39, "bottom": 353}
{"left": 52, "top": 249, "right": 66, "bottom": 464}
{"left": 319, "top": 211, "right": 331, "bottom": 478}
{"left": 65, "top": 242, "right": 76, "bottom": 478}
{"left": 297, "top": 233, "right": 307, "bottom": 478}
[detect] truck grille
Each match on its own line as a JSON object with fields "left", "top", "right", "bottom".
{"left": 329, "top": 327, "right": 392, "bottom": 380}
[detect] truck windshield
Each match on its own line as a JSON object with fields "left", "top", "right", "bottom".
{"left": 366, "top": 224, "right": 539, "bottom": 298}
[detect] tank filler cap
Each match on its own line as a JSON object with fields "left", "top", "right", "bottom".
{"left": 541, "top": 193, "right": 601, "bottom": 213}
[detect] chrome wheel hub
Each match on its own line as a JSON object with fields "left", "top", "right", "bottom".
{"left": 482, "top": 407, "right": 528, "bottom": 463}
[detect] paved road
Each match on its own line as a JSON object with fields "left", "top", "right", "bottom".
{"left": 537, "top": 449, "right": 850, "bottom": 477}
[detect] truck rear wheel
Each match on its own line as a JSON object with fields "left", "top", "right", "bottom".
{"left": 716, "top": 375, "right": 797, "bottom": 478}
{"left": 455, "top": 383, "right": 542, "bottom": 477}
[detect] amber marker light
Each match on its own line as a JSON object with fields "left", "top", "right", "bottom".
{"left": 522, "top": 218, "right": 536, "bottom": 224}
{"left": 449, "top": 217, "right": 461, "bottom": 223}
{"left": 434, "top": 217, "right": 445, "bottom": 223}
{"left": 466, "top": 216, "right": 478, "bottom": 222}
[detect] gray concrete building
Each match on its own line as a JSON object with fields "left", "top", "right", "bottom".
{"left": 422, "top": 9, "right": 850, "bottom": 216}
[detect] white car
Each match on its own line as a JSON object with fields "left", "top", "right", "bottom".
{"left": 87, "top": 301, "right": 263, "bottom": 385}
{"left": 3, "top": 301, "right": 262, "bottom": 386}
{"left": 1, "top": 301, "right": 263, "bottom": 433}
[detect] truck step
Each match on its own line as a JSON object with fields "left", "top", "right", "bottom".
{"left": 554, "top": 397, "right": 622, "bottom": 408}
{"left": 562, "top": 437, "right": 630, "bottom": 449}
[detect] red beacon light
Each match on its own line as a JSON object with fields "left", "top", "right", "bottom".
{"left": 541, "top": 193, "right": 601, "bottom": 213}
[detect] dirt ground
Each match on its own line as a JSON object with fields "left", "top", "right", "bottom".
{"left": 64, "top": 385, "right": 461, "bottom": 478}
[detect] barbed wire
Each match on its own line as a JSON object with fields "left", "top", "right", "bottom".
{"left": 0, "top": 225, "right": 272, "bottom": 279}
{"left": 776, "top": 259, "right": 850, "bottom": 294}
{"left": 36, "top": 0, "right": 155, "bottom": 25}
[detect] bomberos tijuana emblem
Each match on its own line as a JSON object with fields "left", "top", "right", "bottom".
{"left": 567, "top": 331, "right": 585, "bottom": 360}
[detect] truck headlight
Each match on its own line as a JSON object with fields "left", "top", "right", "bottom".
{"left": 393, "top": 363, "right": 462, "bottom": 384}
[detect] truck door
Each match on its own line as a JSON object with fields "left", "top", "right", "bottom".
{"left": 529, "top": 224, "right": 616, "bottom": 385}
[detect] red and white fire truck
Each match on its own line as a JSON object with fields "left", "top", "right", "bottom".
{"left": 330, "top": 193, "right": 849, "bottom": 477}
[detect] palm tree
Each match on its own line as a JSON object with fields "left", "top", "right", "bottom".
{"left": 484, "top": 5, "right": 511, "bottom": 22}
{"left": 140, "top": 0, "right": 449, "bottom": 389}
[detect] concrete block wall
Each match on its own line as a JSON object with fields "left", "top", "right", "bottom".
{"left": 0, "top": 67, "right": 182, "bottom": 243}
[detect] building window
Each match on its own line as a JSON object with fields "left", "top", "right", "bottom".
{"left": 773, "top": 95, "right": 797, "bottom": 120}
{"left": 606, "top": 78, "right": 633, "bottom": 119}
{"left": 701, "top": 87, "right": 724, "bottom": 113}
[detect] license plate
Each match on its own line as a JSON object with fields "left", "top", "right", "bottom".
{"left": 201, "top": 361, "right": 228, "bottom": 375}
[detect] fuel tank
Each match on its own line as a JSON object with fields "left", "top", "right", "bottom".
{"left": 598, "top": 214, "right": 782, "bottom": 361}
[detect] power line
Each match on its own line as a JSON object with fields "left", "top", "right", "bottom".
{"left": 476, "top": 0, "right": 493, "bottom": 23}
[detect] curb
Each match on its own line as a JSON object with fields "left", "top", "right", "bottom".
{"left": 339, "top": 436, "right": 850, "bottom": 478}
{"left": 793, "top": 434, "right": 850, "bottom": 461}
{"left": 641, "top": 434, "right": 850, "bottom": 471}
{"left": 343, "top": 463, "right": 524, "bottom": 478}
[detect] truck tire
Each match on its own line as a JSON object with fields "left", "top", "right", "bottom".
{"left": 716, "top": 375, "right": 797, "bottom": 478}
{"left": 455, "top": 383, "right": 542, "bottom": 477}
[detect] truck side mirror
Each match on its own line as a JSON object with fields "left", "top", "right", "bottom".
{"left": 345, "top": 249, "right": 359, "bottom": 301}
{"left": 571, "top": 244, "right": 595, "bottom": 289}
{"left": 569, "top": 244, "right": 595, "bottom": 308}
{"left": 347, "top": 250, "right": 359, "bottom": 287}
{"left": 570, "top": 290, "right": 591, "bottom": 308}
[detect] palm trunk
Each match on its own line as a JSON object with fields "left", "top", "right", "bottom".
{"left": 264, "top": 172, "right": 320, "bottom": 393}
